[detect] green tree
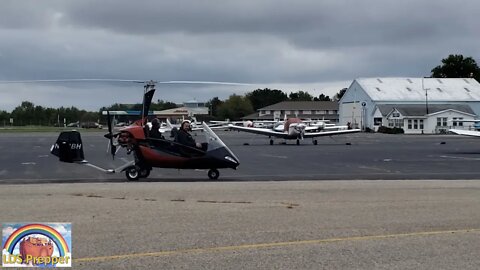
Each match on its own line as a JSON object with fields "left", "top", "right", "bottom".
{"left": 217, "top": 94, "right": 254, "bottom": 120}
{"left": 431, "top": 54, "right": 480, "bottom": 81}
{"left": 245, "top": 88, "right": 288, "bottom": 110}
{"left": 206, "top": 97, "right": 223, "bottom": 117}
{"left": 11, "top": 101, "right": 35, "bottom": 126}
{"left": 289, "top": 91, "right": 313, "bottom": 101}
{"left": 314, "top": 94, "right": 331, "bottom": 101}
{"left": 151, "top": 99, "right": 178, "bottom": 111}
{"left": 334, "top": 88, "right": 347, "bottom": 101}
{"left": 0, "top": 110, "right": 10, "bottom": 126}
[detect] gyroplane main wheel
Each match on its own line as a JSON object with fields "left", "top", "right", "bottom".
{"left": 125, "top": 166, "right": 140, "bottom": 181}
{"left": 208, "top": 169, "right": 220, "bottom": 180}
{"left": 139, "top": 168, "right": 151, "bottom": 178}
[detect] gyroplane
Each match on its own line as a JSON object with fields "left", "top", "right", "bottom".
{"left": 0, "top": 79, "right": 241, "bottom": 180}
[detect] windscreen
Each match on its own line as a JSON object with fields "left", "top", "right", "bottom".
{"left": 202, "top": 122, "right": 239, "bottom": 161}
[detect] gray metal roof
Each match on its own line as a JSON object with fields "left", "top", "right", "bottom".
{"left": 376, "top": 104, "right": 475, "bottom": 117}
{"left": 356, "top": 78, "right": 480, "bottom": 101}
{"left": 259, "top": 101, "right": 338, "bottom": 111}
{"left": 242, "top": 113, "right": 338, "bottom": 121}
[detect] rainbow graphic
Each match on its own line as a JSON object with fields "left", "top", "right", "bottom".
{"left": 3, "top": 223, "right": 70, "bottom": 257}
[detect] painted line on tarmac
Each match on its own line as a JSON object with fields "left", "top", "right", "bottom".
{"left": 75, "top": 228, "right": 480, "bottom": 263}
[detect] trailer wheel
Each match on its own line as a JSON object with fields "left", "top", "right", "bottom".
{"left": 126, "top": 166, "right": 140, "bottom": 181}
{"left": 208, "top": 169, "right": 220, "bottom": 180}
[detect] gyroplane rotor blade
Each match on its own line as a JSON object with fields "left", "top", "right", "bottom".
{"left": 0, "top": 79, "right": 146, "bottom": 84}
{"left": 0, "top": 79, "right": 251, "bottom": 86}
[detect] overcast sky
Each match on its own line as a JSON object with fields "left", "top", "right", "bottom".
{"left": 1, "top": 0, "right": 479, "bottom": 111}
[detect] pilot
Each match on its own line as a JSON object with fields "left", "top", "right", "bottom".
{"left": 176, "top": 120, "right": 203, "bottom": 149}
{"left": 149, "top": 118, "right": 164, "bottom": 139}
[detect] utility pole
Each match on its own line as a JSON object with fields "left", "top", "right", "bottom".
{"left": 422, "top": 77, "right": 429, "bottom": 115}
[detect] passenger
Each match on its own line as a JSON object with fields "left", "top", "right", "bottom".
{"left": 149, "top": 118, "right": 164, "bottom": 139}
{"left": 176, "top": 120, "right": 203, "bottom": 149}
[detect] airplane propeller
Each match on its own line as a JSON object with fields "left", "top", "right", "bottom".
{"left": 104, "top": 111, "right": 117, "bottom": 160}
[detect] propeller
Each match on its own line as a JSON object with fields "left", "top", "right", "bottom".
{"left": 104, "top": 111, "right": 117, "bottom": 160}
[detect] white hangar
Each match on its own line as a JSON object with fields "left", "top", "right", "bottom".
{"left": 338, "top": 77, "right": 480, "bottom": 134}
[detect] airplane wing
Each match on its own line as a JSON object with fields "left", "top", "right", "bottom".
{"left": 447, "top": 119, "right": 480, "bottom": 123}
{"left": 302, "top": 128, "right": 361, "bottom": 138}
{"left": 304, "top": 125, "right": 349, "bottom": 132}
{"left": 449, "top": 129, "right": 480, "bottom": 137}
{"left": 228, "top": 124, "right": 291, "bottom": 139}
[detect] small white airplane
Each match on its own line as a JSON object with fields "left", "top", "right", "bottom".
{"left": 229, "top": 117, "right": 361, "bottom": 145}
{"left": 211, "top": 119, "right": 277, "bottom": 128}
{"left": 449, "top": 119, "right": 480, "bottom": 137}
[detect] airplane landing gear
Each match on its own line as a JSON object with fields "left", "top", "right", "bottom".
{"left": 313, "top": 139, "right": 318, "bottom": 145}
{"left": 208, "top": 169, "right": 220, "bottom": 180}
{"left": 139, "top": 167, "right": 151, "bottom": 178}
{"left": 126, "top": 166, "right": 140, "bottom": 181}
{"left": 269, "top": 139, "right": 274, "bottom": 145}
{"left": 296, "top": 139, "right": 300, "bottom": 145}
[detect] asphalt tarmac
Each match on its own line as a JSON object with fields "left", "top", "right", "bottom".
{"left": 2, "top": 131, "right": 480, "bottom": 269}
{"left": 1, "top": 180, "right": 480, "bottom": 269}
{"left": 1, "top": 130, "right": 480, "bottom": 183}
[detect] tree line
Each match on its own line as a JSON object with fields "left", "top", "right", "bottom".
{"left": 1, "top": 54, "right": 479, "bottom": 125}
{"left": 0, "top": 89, "right": 342, "bottom": 126}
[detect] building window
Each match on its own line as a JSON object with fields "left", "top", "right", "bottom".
{"left": 388, "top": 119, "right": 403, "bottom": 128}
{"left": 408, "top": 119, "right": 424, "bottom": 130}
{"left": 453, "top": 117, "right": 464, "bottom": 127}
{"left": 392, "top": 112, "right": 400, "bottom": 117}
{"left": 437, "top": 117, "right": 447, "bottom": 127}
{"left": 374, "top": 117, "right": 382, "bottom": 126}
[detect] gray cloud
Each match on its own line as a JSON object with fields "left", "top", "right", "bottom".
{"left": 0, "top": 0, "right": 479, "bottom": 111}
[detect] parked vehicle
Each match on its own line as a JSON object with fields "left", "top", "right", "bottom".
{"left": 67, "top": 121, "right": 80, "bottom": 127}
{"left": 81, "top": 122, "right": 103, "bottom": 129}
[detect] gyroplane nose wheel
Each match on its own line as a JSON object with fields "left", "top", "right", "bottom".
{"left": 125, "top": 166, "right": 140, "bottom": 181}
{"left": 208, "top": 169, "right": 220, "bottom": 180}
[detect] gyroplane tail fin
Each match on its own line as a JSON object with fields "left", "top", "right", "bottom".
{"left": 50, "top": 131, "right": 85, "bottom": 163}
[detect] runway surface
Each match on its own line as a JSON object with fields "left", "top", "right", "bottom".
{"left": 2, "top": 180, "right": 480, "bottom": 269}
{"left": 1, "top": 130, "right": 480, "bottom": 183}
{"left": 2, "top": 131, "right": 480, "bottom": 269}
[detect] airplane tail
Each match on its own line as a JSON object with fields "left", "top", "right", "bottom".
{"left": 50, "top": 131, "right": 85, "bottom": 163}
